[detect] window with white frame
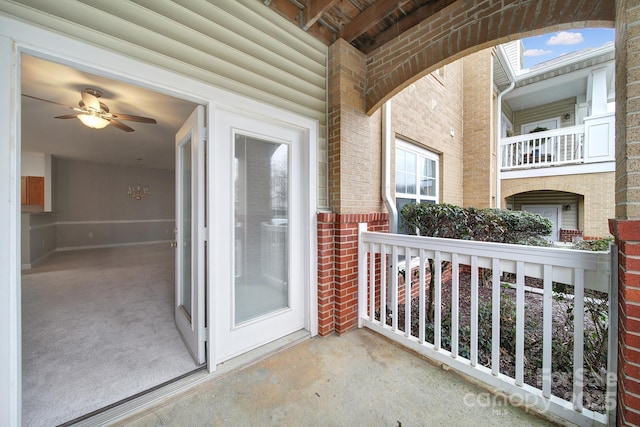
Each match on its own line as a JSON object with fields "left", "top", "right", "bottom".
{"left": 395, "top": 139, "right": 439, "bottom": 233}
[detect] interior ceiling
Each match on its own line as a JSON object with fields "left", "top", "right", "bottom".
{"left": 21, "top": 54, "right": 198, "bottom": 171}
{"left": 265, "top": 0, "right": 456, "bottom": 54}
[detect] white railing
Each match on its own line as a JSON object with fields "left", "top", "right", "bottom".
{"left": 357, "top": 225, "right": 617, "bottom": 426}
{"left": 500, "top": 125, "right": 585, "bottom": 170}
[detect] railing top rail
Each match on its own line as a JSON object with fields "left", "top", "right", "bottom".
{"left": 500, "top": 125, "right": 585, "bottom": 146}
{"left": 361, "top": 231, "right": 608, "bottom": 272}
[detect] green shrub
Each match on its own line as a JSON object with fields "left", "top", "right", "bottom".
{"left": 571, "top": 237, "right": 614, "bottom": 252}
{"left": 400, "top": 203, "right": 552, "bottom": 246}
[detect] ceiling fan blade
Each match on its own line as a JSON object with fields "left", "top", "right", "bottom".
{"left": 22, "top": 94, "right": 77, "bottom": 110}
{"left": 81, "top": 90, "right": 101, "bottom": 111}
{"left": 109, "top": 119, "right": 135, "bottom": 132}
{"left": 54, "top": 113, "right": 82, "bottom": 119}
{"left": 111, "top": 112, "right": 157, "bottom": 124}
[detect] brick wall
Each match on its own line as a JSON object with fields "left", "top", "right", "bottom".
{"left": 610, "top": 220, "right": 640, "bottom": 426}
{"left": 364, "top": 0, "right": 614, "bottom": 113}
{"left": 391, "top": 61, "right": 465, "bottom": 206}
{"left": 559, "top": 229, "right": 583, "bottom": 243}
{"left": 317, "top": 212, "right": 389, "bottom": 336}
{"left": 463, "top": 48, "right": 495, "bottom": 208}
{"left": 328, "top": 39, "right": 383, "bottom": 214}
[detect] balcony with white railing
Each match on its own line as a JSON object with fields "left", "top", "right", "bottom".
{"left": 357, "top": 225, "right": 617, "bottom": 426}
{"left": 500, "top": 113, "right": 615, "bottom": 177}
{"left": 500, "top": 126, "right": 585, "bottom": 170}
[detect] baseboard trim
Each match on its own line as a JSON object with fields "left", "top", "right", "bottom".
{"left": 21, "top": 249, "right": 55, "bottom": 270}
{"left": 56, "top": 240, "right": 172, "bottom": 252}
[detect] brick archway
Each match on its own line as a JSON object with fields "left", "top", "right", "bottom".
{"left": 327, "top": 2, "right": 640, "bottom": 423}
{"left": 502, "top": 184, "right": 585, "bottom": 201}
{"left": 364, "top": 0, "right": 614, "bottom": 114}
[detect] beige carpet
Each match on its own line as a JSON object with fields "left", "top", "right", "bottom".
{"left": 21, "top": 244, "right": 198, "bottom": 426}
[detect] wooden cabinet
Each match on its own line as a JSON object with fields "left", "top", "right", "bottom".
{"left": 21, "top": 176, "right": 44, "bottom": 206}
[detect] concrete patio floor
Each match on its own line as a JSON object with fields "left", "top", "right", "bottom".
{"left": 119, "top": 328, "right": 559, "bottom": 427}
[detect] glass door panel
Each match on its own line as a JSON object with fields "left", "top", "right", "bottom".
{"left": 234, "top": 134, "right": 289, "bottom": 324}
{"left": 179, "top": 138, "right": 192, "bottom": 318}
{"left": 174, "top": 105, "right": 205, "bottom": 365}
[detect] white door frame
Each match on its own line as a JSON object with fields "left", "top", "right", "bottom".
{"left": 0, "top": 16, "right": 317, "bottom": 426}
{"left": 520, "top": 117, "right": 561, "bottom": 134}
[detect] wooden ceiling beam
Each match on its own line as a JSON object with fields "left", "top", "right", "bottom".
{"left": 338, "top": 0, "right": 411, "bottom": 42}
{"left": 356, "top": 0, "right": 457, "bottom": 54}
{"left": 303, "top": 0, "right": 340, "bottom": 30}
{"left": 266, "top": 0, "right": 301, "bottom": 22}
{"left": 263, "top": 0, "right": 334, "bottom": 44}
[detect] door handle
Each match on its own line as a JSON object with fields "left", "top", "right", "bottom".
{"left": 170, "top": 241, "right": 177, "bottom": 248}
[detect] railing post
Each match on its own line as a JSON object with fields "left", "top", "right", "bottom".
{"left": 357, "top": 223, "right": 368, "bottom": 328}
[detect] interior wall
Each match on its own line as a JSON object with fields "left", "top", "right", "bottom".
{"left": 21, "top": 212, "right": 57, "bottom": 268}
{"left": 55, "top": 158, "right": 174, "bottom": 249}
{"left": 21, "top": 152, "right": 45, "bottom": 176}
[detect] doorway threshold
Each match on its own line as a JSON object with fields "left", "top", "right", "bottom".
{"left": 70, "top": 330, "right": 311, "bottom": 426}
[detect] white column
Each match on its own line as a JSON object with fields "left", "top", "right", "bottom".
{"left": 590, "top": 66, "right": 608, "bottom": 116}
{"left": 583, "top": 66, "right": 615, "bottom": 163}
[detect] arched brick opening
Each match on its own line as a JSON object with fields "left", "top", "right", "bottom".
{"left": 502, "top": 185, "right": 586, "bottom": 200}
{"left": 501, "top": 171, "right": 615, "bottom": 240}
{"left": 364, "top": 0, "right": 615, "bottom": 114}
{"left": 503, "top": 190, "right": 593, "bottom": 241}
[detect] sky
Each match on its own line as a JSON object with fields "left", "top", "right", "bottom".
{"left": 521, "top": 28, "right": 615, "bottom": 69}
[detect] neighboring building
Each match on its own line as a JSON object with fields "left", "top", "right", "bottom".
{"left": 390, "top": 40, "right": 616, "bottom": 242}
{"left": 495, "top": 41, "right": 616, "bottom": 241}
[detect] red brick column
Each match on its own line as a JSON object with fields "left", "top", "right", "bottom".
{"left": 609, "top": 219, "right": 640, "bottom": 426}
{"left": 317, "top": 212, "right": 336, "bottom": 336}
{"left": 317, "top": 212, "right": 389, "bottom": 336}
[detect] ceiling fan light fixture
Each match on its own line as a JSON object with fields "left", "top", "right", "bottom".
{"left": 77, "top": 113, "right": 109, "bottom": 129}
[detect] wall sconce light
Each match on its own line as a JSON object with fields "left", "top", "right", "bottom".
{"left": 563, "top": 113, "right": 571, "bottom": 120}
{"left": 564, "top": 204, "right": 571, "bottom": 211}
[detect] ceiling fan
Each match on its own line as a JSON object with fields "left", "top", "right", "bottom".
{"left": 22, "top": 88, "right": 157, "bottom": 132}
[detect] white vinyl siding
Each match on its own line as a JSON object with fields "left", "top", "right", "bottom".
{"left": 513, "top": 97, "right": 576, "bottom": 135}
{"left": 508, "top": 191, "right": 579, "bottom": 230}
{"left": 0, "top": 0, "right": 329, "bottom": 207}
